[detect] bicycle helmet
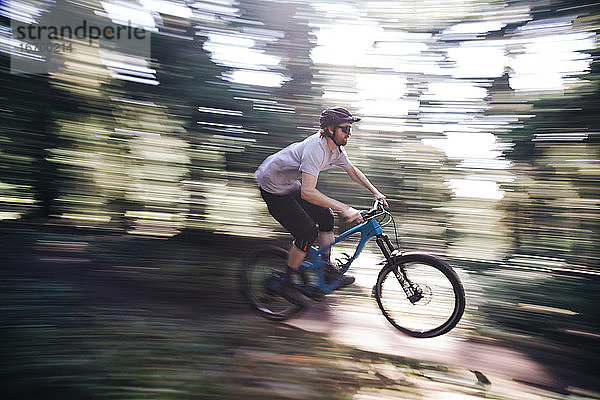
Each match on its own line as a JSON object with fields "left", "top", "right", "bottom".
{"left": 319, "top": 106, "right": 361, "bottom": 147}
{"left": 319, "top": 106, "right": 361, "bottom": 129}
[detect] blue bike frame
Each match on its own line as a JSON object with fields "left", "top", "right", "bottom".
{"left": 299, "top": 218, "right": 384, "bottom": 293}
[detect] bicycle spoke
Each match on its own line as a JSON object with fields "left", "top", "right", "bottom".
{"left": 375, "top": 255, "right": 464, "bottom": 337}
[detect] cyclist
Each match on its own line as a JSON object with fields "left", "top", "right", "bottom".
{"left": 255, "top": 106, "right": 388, "bottom": 305}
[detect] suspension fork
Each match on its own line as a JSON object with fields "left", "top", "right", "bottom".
{"left": 376, "top": 234, "right": 421, "bottom": 303}
{"left": 375, "top": 233, "right": 395, "bottom": 264}
{"left": 376, "top": 233, "right": 408, "bottom": 289}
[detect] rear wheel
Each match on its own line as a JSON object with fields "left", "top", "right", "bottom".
{"left": 375, "top": 253, "right": 465, "bottom": 338}
{"left": 241, "top": 245, "right": 307, "bottom": 321}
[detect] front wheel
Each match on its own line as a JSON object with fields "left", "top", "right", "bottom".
{"left": 375, "top": 253, "right": 465, "bottom": 338}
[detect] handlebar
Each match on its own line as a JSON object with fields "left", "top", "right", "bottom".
{"left": 360, "top": 199, "right": 386, "bottom": 220}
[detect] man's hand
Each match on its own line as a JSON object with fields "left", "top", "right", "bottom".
{"left": 374, "top": 192, "right": 389, "bottom": 208}
{"left": 341, "top": 206, "right": 363, "bottom": 223}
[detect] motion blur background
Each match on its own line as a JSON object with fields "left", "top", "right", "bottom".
{"left": 1, "top": 0, "right": 599, "bottom": 398}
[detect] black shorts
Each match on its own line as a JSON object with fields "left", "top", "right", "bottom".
{"left": 260, "top": 187, "right": 334, "bottom": 251}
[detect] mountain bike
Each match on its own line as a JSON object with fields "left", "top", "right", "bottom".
{"left": 241, "top": 200, "right": 465, "bottom": 338}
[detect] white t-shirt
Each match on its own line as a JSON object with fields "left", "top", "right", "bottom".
{"left": 256, "top": 132, "right": 353, "bottom": 195}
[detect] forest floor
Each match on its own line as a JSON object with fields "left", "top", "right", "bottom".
{"left": 1, "top": 221, "right": 598, "bottom": 399}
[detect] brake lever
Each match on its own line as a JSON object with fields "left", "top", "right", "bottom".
{"left": 360, "top": 209, "right": 375, "bottom": 220}
{"left": 361, "top": 199, "right": 387, "bottom": 221}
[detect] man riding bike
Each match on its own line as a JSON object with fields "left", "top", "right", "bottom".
{"left": 255, "top": 106, "right": 388, "bottom": 305}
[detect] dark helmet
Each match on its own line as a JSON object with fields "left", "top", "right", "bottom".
{"left": 319, "top": 106, "right": 361, "bottom": 129}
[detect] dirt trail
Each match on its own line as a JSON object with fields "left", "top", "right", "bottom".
{"left": 286, "top": 293, "right": 597, "bottom": 396}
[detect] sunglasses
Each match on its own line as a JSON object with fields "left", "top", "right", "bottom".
{"left": 337, "top": 125, "right": 352, "bottom": 134}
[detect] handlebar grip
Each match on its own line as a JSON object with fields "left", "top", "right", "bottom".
{"left": 361, "top": 209, "right": 375, "bottom": 219}
{"left": 360, "top": 200, "right": 386, "bottom": 221}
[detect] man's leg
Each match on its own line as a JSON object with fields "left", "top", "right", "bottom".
{"left": 298, "top": 194, "right": 354, "bottom": 287}
{"left": 287, "top": 244, "right": 306, "bottom": 270}
{"left": 286, "top": 231, "right": 331, "bottom": 271}
{"left": 260, "top": 188, "right": 317, "bottom": 302}
{"left": 318, "top": 231, "right": 334, "bottom": 262}
{"left": 298, "top": 193, "right": 335, "bottom": 262}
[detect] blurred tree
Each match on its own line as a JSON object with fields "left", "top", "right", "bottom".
{"left": 219, "top": 0, "right": 325, "bottom": 174}
{"left": 494, "top": 0, "right": 600, "bottom": 266}
{"left": 0, "top": 1, "right": 76, "bottom": 220}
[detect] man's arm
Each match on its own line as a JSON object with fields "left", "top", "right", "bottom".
{"left": 301, "top": 173, "right": 362, "bottom": 222}
{"left": 345, "top": 166, "right": 389, "bottom": 207}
